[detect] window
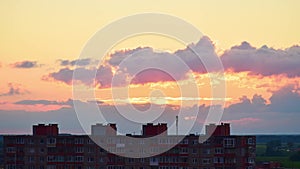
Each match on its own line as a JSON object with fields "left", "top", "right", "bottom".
{"left": 248, "top": 157, "right": 254, "bottom": 164}
{"left": 75, "top": 147, "right": 84, "bottom": 153}
{"left": 213, "top": 157, "right": 224, "bottom": 164}
{"left": 28, "top": 139, "right": 34, "bottom": 144}
{"left": 192, "top": 140, "right": 198, "bottom": 145}
{"left": 86, "top": 167, "right": 95, "bottom": 169}
{"left": 57, "top": 156, "right": 64, "bottom": 162}
{"left": 75, "top": 156, "right": 83, "bottom": 162}
{"left": 28, "top": 148, "right": 35, "bottom": 153}
{"left": 180, "top": 147, "right": 188, "bottom": 154}
{"left": 6, "top": 164, "right": 16, "bottom": 169}
{"left": 16, "top": 138, "right": 24, "bottom": 144}
{"left": 192, "top": 158, "right": 197, "bottom": 164}
{"left": 6, "top": 147, "right": 16, "bottom": 153}
{"left": 47, "top": 156, "right": 55, "bottom": 162}
{"left": 128, "top": 158, "right": 134, "bottom": 163}
{"left": 225, "top": 158, "right": 236, "bottom": 164}
{"left": 40, "top": 157, "right": 44, "bottom": 162}
{"left": 47, "top": 138, "right": 56, "bottom": 144}
{"left": 88, "top": 157, "right": 94, "bottom": 162}
{"left": 224, "top": 138, "right": 235, "bottom": 148}
{"left": 203, "top": 148, "right": 210, "bottom": 154}
{"left": 40, "top": 139, "right": 44, "bottom": 144}
{"left": 202, "top": 158, "right": 210, "bottom": 164}
{"left": 66, "top": 156, "right": 74, "bottom": 162}
{"left": 203, "top": 139, "right": 211, "bottom": 145}
{"left": 247, "top": 138, "right": 254, "bottom": 145}
{"left": 46, "top": 165, "right": 56, "bottom": 169}
{"left": 28, "top": 156, "right": 35, "bottom": 162}
{"left": 75, "top": 138, "right": 84, "bottom": 144}
{"left": 140, "top": 139, "right": 145, "bottom": 144}
{"left": 87, "top": 139, "right": 94, "bottom": 144}
{"left": 215, "top": 148, "right": 223, "bottom": 154}
{"left": 87, "top": 147, "right": 95, "bottom": 153}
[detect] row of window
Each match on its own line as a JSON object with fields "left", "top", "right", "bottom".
{"left": 8, "top": 137, "right": 254, "bottom": 146}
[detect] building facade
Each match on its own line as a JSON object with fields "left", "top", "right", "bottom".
{"left": 3, "top": 123, "right": 256, "bottom": 169}
{"left": 0, "top": 135, "right": 3, "bottom": 169}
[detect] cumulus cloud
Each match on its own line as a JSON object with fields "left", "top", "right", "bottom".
{"left": 44, "top": 36, "right": 300, "bottom": 88}
{"left": 43, "top": 66, "right": 113, "bottom": 88}
{"left": 269, "top": 85, "right": 300, "bottom": 113}
{"left": 0, "top": 83, "right": 29, "bottom": 97}
{"left": 108, "top": 47, "right": 190, "bottom": 84}
{"left": 226, "top": 94, "right": 267, "bottom": 113}
{"left": 221, "top": 43, "right": 300, "bottom": 77}
{"left": 45, "top": 36, "right": 219, "bottom": 87}
{"left": 11, "top": 60, "right": 39, "bottom": 68}
{"left": 226, "top": 85, "right": 300, "bottom": 114}
{"left": 43, "top": 68, "right": 94, "bottom": 86}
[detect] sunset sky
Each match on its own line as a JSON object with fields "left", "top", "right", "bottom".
{"left": 1, "top": 0, "right": 300, "bottom": 135}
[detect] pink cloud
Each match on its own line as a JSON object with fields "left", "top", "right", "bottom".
{"left": 44, "top": 36, "right": 300, "bottom": 89}
{"left": 131, "top": 68, "right": 176, "bottom": 84}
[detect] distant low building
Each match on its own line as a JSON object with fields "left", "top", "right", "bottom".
{"left": 3, "top": 123, "right": 256, "bottom": 169}
{"left": 256, "top": 161, "right": 282, "bottom": 169}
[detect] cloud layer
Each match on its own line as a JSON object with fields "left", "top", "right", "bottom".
{"left": 1, "top": 85, "right": 300, "bottom": 134}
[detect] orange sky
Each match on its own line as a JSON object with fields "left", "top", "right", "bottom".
{"left": 1, "top": 1, "right": 300, "bottom": 134}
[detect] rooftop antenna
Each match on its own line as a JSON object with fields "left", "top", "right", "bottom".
{"left": 176, "top": 115, "right": 178, "bottom": 135}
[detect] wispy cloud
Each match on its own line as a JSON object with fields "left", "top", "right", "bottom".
{"left": 14, "top": 99, "right": 73, "bottom": 106}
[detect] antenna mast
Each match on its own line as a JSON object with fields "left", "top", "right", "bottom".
{"left": 176, "top": 115, "right": 178, "bottom": 135}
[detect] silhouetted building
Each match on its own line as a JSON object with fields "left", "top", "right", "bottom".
{"left": 205, "top": 123, "right": 230, "bottom": 137}
{"left": 91, "top": 123, "right": 117, "bottom": 136}
{"left": 0, "top": 135, "right": 3, "bottom": 169}
{"left": 33, "top": 124, "right": 58, "bottom": 136}
{"left": 142, "top": 123, "right": 167, "bottom": 136}
{"left": 3, "top": 123, "right": 256, "bottom": 169}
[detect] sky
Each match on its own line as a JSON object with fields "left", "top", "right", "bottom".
{"left": 1, "top": 0, "right": 300, "bottom": 135}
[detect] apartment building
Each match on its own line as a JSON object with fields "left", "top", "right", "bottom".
{"left": 3, "top": 123, "right": 256, "bottom": 169}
